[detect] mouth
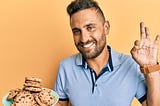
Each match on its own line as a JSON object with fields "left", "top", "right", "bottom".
{"left": 81, "top": 42, "right": 95, "bottom": 49}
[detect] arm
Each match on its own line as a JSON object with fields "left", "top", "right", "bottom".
{"left": 55, "top": 101, "right": 69, "bottom": 106}
{"left": 131, "top": 22, "right": 160, "bottom": 106}
{"left": 141, "top": 71, "right": 160, "bottom": 106}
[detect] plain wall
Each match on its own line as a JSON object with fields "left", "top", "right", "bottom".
{"left": 1, "top": 0, "right": 160, "bottom": 105}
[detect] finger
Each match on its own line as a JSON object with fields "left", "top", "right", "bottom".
{"left": 134, "top": 40, "right": 140, "bottom": 46}
{"left": 145, "top": 27, "right": 150, "bottom": 39}
{"left": 133, "top": 40, "right": 141, "bottom": 50}
{"left": 140, "top": 22, "right": 146, "bottom": 39}
{"left": 134, "top": 45, "right": 141, "bottom": 50}
{"left": 154, "top": 35, "right": 160, "bottom": 45}
{"left": 130, "top": 46, "right": 137, "bottom": 53}
{"left": 134, "top": 40, "right": 144, "bottom": 48}
{"left": 130, "top": 47, "right": 135, "bottom": 56}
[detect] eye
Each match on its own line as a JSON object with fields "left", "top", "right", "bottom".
{"left": 72, "top": 29, "right": 81, "bottom": 35}
{"left": 86, "top": 25, "right": 95, "bottom": 31}
{"left": 87, "top": 26, "right": 92, "bottom": 31}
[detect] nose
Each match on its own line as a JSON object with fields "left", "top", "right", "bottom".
{"left": 80, "top": 30, "right": 90, "bottom": 43}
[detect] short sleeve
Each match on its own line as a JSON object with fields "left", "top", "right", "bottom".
{"left": 54, "top": 62, "right": 69, "bottom": 101}
{"left": 135, "top": 67, "right": 147, "bottom": 103}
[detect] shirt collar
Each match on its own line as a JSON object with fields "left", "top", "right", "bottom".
{"left": 75, "top": 45, "right": 121, "bottom": 71}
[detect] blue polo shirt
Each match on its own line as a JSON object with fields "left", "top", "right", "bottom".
{"left": 54, "top": 46, "right": 147, "bottom": 106}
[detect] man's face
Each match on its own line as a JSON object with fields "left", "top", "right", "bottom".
{"left": 70, "top": 8, "right": 110, "bottom": 59}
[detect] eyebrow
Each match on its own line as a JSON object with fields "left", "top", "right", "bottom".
{"left": 84, "top": 23, "right": 96, "bottom": 28}
{"left": 72, "top": 27, "right": 80, "bottom": 31}
{"left": 71, "top": 23, "right": 97, "bottom": 31}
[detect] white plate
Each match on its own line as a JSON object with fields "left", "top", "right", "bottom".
{"left": 2, "top": 88, "right": 59, "bottom": 106}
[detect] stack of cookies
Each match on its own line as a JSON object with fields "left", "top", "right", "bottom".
{"left": 10, "top": 90, "right": 38, "bottom": 106}
{"left": 23, "top": 77, "right": 42, "bottom": 93}
{"left": 34, "top": 88, "right": 56, "bottom": 106}
{"left": 7, "top": 77, "right": 56, "bottom": 106}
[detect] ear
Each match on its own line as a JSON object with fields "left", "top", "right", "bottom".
{"left": 104, "top": 20, "right": 110, "bottom": 35}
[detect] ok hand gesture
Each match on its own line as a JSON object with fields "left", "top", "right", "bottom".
{"left": 131, "top": 22, "right": 160, "bottom": 67}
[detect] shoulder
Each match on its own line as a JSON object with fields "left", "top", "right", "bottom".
{"left": 57, "top": 53, "right": 83, "bottom": 78}
{"left": 58, "top": 53, "right": 83, "bottom": 71}
{"left": 60, "top": 53, "right": 80, "bottom": 64}
{"left": 111, "top": 49, "right": 137, "bottom": 66}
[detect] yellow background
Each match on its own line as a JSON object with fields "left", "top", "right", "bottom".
{"left": 0, "top": 0, "right": 160, "bottom": 105}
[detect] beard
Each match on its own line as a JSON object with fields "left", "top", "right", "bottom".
{"left": 75, "top": 36, "right": 106, "bottom": 59}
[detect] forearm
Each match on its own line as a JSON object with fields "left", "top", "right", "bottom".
{"left": 54, "top": 101, "right": 69, "bottom": 106}
{"left": 145, "top": 71, "right": 160, "bottom": 106}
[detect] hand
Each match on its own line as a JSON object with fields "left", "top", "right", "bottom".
{"left": 130, "top": 22, "right": 160, "bottom": 67}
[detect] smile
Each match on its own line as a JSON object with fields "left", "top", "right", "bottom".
{"left": 82, "top": 42, "right": 95, "bottom": 48}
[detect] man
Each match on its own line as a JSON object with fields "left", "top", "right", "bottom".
{"left": 54, "top": 0, "right": 160, "bottom": 106}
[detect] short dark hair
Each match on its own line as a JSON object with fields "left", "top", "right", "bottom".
{"left": 67, "top": 0, "right": 105, "bottom": 21}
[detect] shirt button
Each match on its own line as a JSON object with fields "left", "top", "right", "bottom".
{"left": 95, "top": 84, "right": 97, "bottom": 87}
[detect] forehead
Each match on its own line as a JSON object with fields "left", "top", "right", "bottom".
{"left": 70, "top": 8, "right": 102, "bottom": 27}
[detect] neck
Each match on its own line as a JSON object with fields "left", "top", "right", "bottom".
{"left": 86, "top": 47, "right": 109, "bottom": 75}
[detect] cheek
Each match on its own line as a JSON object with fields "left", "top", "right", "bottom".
{"left": 73, "top": 36, "right": 79, "bottom": 45}
{"left": 94, "top": 31, "right": 106, "bottom": 43}
{"left": 94, "top": 29, "right": 105, "bottom": 39}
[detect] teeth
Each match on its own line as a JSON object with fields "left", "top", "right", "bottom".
{"left": 83, "top": 42, "right": 94, "bottom": 48}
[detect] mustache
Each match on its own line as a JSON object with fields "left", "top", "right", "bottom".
{"left": 77, "top": 40, "right": 95, "bottom": 46}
